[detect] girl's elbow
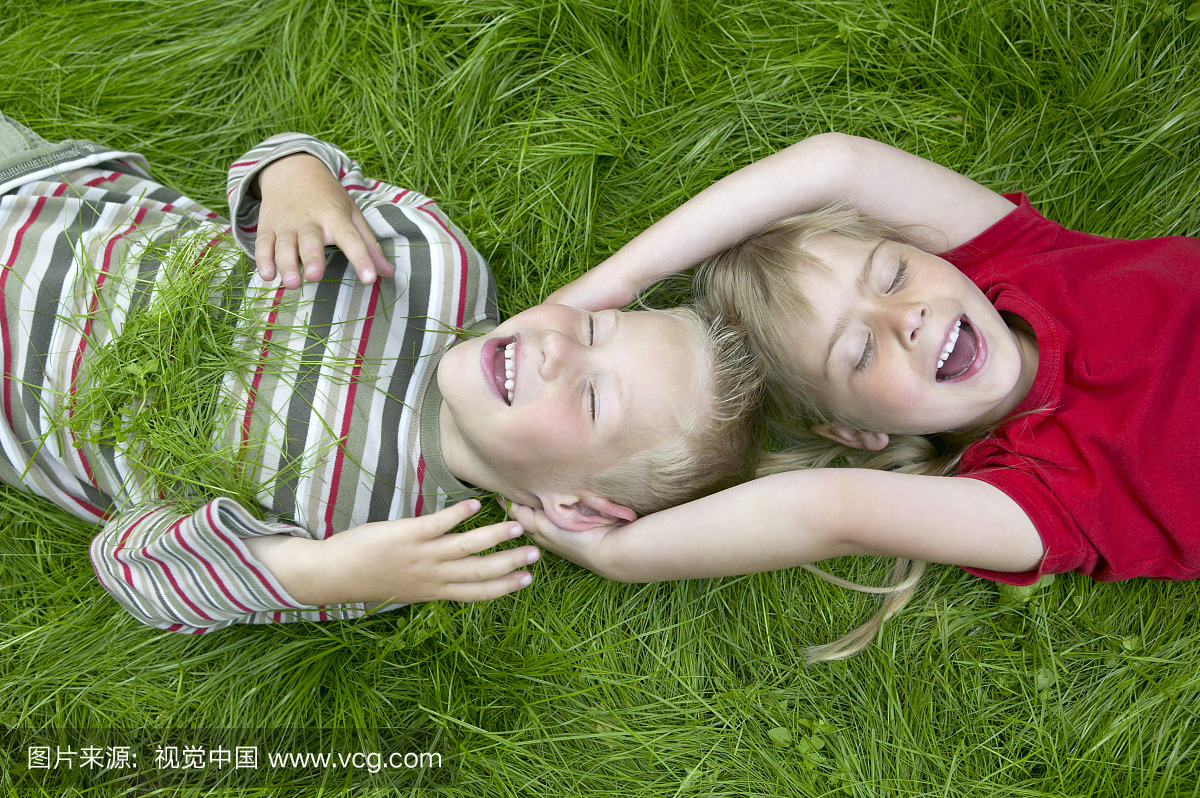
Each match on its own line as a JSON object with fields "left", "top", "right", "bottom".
{"left": 772, "top": 469, "right": 861, "bottom": 557}
{"left": 796, "top": 131, "right": 858, "bottom": 162}
{"left": 781, "top": 133, "right": 862, "bottom": 198}
{"left": 795, "top": 130, "right": 847, "bottom": 147}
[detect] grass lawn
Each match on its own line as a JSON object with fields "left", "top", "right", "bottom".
{"left": 2, "top": 0, "right": 1199, "bottom": 795}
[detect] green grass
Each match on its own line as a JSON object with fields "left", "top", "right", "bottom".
{"left": 64, "top": 230, "right": 269, "bottom": 511}
{"left": 2, "top": 0, "right": 1200, "bottom": 795}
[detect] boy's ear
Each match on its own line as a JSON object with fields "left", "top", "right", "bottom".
{"left": 812, "top": 423, "right": 890, "bottom": 451}
{"left": 540, "top": 491, "right": 638, "bottom": 532}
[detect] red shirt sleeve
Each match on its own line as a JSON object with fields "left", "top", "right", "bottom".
{"left": 936, "top": 193, "right": 1200, "bottom": 586}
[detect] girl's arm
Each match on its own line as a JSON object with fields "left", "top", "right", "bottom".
{"left": 548, "top": 133, "right": 1017, "bottom": 310}
{"left": 510, "top": 469, "right": 1043, "bottom": 582}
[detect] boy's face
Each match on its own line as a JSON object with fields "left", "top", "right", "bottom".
{"left": 438, "top": 304, "right": 706, "bottom": 508}
{"left": 788, "top": 235, "right": 1038, "bottom": 442}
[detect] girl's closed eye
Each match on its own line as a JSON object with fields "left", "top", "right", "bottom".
{"left": 889, "top": 256, "right": 910, "bottom": 292}
{"left": 855, "top": 333, "right": 874, "bottom": 373}
{"left": 856, "top": 257, "right": 910, "bottom": 372}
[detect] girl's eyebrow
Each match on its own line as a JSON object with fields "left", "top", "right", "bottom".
{"left": 824, "top": 239, "right": 889, "bottom": 376}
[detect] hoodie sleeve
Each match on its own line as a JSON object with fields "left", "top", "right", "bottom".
{"left": 90, "top": 496, "right": 404, "bottom": 633}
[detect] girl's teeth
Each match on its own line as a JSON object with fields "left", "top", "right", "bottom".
{"left": 507, "top": 390, "right": 513, "bottom": 402}
{"left": 937, "top": 320, "right": 962, "bottom": 370}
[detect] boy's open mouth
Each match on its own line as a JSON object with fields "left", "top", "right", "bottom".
{"left": 491, "top": 336, "right": 517, "bottom": 404}
{"left": 935, "top": 317, "right": 979, "bottom": 381}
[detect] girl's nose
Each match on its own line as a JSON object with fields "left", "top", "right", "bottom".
{"left": 881, "top": 300, "right": 928, "bottom": 347}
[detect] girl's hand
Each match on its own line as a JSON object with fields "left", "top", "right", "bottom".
{"left": 543, "top": 264, "right": 640, "bottom": 311}
{"left": 254, "top": 153, "right": 395, "bottom": 288}
{"left": 249, "top": 500, "right": 539, "bottom": 605}
{"left": 501, "top": 499, "right": 618, "bottom": 577}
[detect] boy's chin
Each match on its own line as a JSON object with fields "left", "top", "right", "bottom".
{"left": 435, "top": 339, "right": 474, "bottom": 393}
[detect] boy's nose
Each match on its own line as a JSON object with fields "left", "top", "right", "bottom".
{"left": 538, "top": 328, "right": 582, "bottom": 380}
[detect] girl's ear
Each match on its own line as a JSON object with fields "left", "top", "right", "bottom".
{"left": 541, "top": 492, "right": 638, "bottom": 532}
{"left": 812, "top": 423, "right": 890, "bottom": 451}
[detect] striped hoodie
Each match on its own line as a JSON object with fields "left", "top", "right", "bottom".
{"left": 0, "top": 133, "right": 497, "bottom": 633}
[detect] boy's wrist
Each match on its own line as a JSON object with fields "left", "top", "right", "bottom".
{"left": 244, "top": 534, "right": 349, "bottom": 606}
{"left": 255, "top": 152, "right": 325, "bottom": 201}
{"left": 300, "top": 533, "right": 358, "bottom": 605}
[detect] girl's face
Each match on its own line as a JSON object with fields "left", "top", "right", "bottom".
{"left": 787, "top": 235, "right": 1038, "bottom": 443}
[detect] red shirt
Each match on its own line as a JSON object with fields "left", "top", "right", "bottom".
{"left": 943, "top": 193, "right": 1200, "bottom": 585}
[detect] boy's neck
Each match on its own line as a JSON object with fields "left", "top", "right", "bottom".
{"left": 438, "top": 399, "right": 488, "bottom": 492}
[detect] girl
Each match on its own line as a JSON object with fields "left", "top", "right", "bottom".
{"left": 511, "top": 132, "right": 1200, "bottom": 660}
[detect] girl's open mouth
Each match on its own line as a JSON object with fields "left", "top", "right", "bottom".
{"left": 935, "top": 317, "right": 981, "bottom": 381}
{"left": 485, "top": 336, "right": 517, "bottom": 404}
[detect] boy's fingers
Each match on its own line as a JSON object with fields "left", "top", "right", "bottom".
{"left": 298, "top": 230, "right": 327, "bottom": 282}
{"left": 441, "top": 520, "right": 524, "bottom": 558}
{"left": 441, "top": 571, "right": 533, "bottom": 603}
{"left": 413, "top": 499, "right": 482, "bottom": 539}
{"left": 351, "top": 212, "right": 395, "bottom": 277}
{"left": 331, "top": 222, "right": 378, "bottom": 285}
{"left": 444, "top": 545, "right": 539, "bottom": 584}
{"left": 273, "top": 233, "right": 303, "bottom": 289}
{"left": 254, "top": 231, "right": 278, "bottom": 280}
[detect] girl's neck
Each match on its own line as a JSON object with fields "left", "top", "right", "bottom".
{"left": 978, "top": 312, "right": 1040, "bottom": 428}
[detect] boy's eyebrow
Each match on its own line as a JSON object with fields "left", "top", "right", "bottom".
{"left": 609, "top": 312, "right": 628, "bottom": 410}
{"left": 607, "top": 310, "right": 627, "bottom": 430}
{"left": 824, "top": 240, "right": 888, "bottom": 375}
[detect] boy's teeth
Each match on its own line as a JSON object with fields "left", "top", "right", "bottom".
{"left": 503, "top": 342, "right": 516, "bottom": 401}
{"left": 937, "top": 319, "right": 962, "bottom": 370}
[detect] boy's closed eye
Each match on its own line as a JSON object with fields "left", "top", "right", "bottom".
{"left": 587, "top": 313, "right": 597, "bottom": 422}
{"left": 586, "top": 310, "right": 620, "bottom": 425}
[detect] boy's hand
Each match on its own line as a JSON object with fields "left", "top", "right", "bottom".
{"left": 501, "top": 499, "right": 618, "bottom": 578}
{"left": 543, "top": 264, "right": 640, "bottom": 311}
{"left": 249, "top": 500, "right": 538, "bottom": 605}
{"left": 254, "top": 153, "right": 395, "bottom": 289}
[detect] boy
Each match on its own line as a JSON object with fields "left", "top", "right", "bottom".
{"left": 0, "top": 118, "right": 761, "bottom": 633}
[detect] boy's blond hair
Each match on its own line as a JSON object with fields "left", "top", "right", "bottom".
{"left": 587, "top": 307, "right": 766, "bottom": 517}
{"left": 698, "top": 205, "right": 991, "bottom": 662}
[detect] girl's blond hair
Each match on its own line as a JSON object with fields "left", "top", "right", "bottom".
{"left": 587, "top": 307, "right": 766, "bottom": 517}
{"left": 698, "top": 205, "right": 991, "bottom": 662}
